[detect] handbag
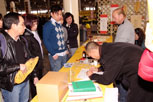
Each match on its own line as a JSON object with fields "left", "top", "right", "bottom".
{"left": 138, "top": 49, "right": 153, "bottom": 82}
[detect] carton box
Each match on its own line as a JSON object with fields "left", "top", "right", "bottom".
{"left": 36, "top": 71, "right": 68, "bottom": 102}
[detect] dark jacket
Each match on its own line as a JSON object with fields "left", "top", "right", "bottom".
{"left": 0, "top": 30, "right": 34, "bottom": 91}
{"left": 23, "top": 29, "right": 43, "bottom": 79}
{"left": 64, "top": 23, "right": 78, "bottom": 48}
{"left": 90, "top": 42, "right": 153, "bottom": 102}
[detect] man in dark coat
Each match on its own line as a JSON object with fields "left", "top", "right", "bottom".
{"left": 86, "top": 41, "right": 153, "bottom": 102}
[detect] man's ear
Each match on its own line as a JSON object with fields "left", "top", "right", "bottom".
{"left": 120, "top": 14, "right": 124, "bottom": 19}
{"left": 51, "top": 12, "right": 53, "bottom": 17}
{"left": 11, "top": 23, "right": 16, "bottom": 30}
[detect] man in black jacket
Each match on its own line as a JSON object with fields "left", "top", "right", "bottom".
{"left": 86, "top": 41, "right": 153, "bottom": 102}
{"left": 0, "top": 12, "right": 38, "bottom": 102}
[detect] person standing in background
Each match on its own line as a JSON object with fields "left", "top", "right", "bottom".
{"left": 63, "top": 12, "right": 78, "bottom": 58}
{"left": 23, "top": 14, "right": 44, "bottom": 98}
{"left": 43, "top": 5, "right": 68, "bottom": 71}
{"left": 112, "top": 8, "right": 135, "bottom": 44}
{"left": 112, "top": 8, "right": 135, "bottom": 102}
{"left": 135, "top": 28, "right": 145, "bottom": 49}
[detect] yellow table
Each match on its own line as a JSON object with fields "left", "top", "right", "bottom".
{"left": 31, "top": 36, "right": 113, "bottom": 102}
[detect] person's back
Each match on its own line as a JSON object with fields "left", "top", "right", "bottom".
{"left": 101, "top": 43, "right": 153, "bottom": 102}
{"left": 115, "top": 18, "right": 135, "bottom": 43}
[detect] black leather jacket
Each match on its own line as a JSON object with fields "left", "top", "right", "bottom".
{"left": 63, "top": 23, "right": 78, "bottom": 48}
{"left": 0, "top": 30, "right": 36, "bottom": 91}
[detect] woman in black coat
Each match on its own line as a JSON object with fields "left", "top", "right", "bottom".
{"left": 63, "top": 12, "right": 78, "bottom": 58}
{"left": 23, "top": 14, "right": 44, "bottom": 98}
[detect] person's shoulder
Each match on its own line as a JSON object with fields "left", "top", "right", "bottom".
{"left": 44, "top": 21, "right": 53, "bottom": 27}
{"left": 124, "top": 18, "right": 133, "bottom": 26}
{"left": 24, "top": 29, "right": 33, "bottom": 36}
{"left": 73, "top": 23, "right": 78, "bottom": 27}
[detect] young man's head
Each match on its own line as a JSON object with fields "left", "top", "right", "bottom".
{"left": 112, "top": 8, "right": 126, "bottom": 24}
{"left": 50, "top": 5, "right": 62, "bottom": 22}
{"left": 3, "top": 12, "right": 26, "bottom": 39}
{"left": 85, "top": 42, "right": 100, "bottom": 60}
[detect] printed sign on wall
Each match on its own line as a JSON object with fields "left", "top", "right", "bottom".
{"left": 100, "top": 14, "right": 108, "bottom": 34}
{"left": 110, "top": 4, "right": 119, "bottom": 24}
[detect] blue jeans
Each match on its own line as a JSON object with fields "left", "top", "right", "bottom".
{"left": 1, "top": 80, "right": 29, "bottom": 102}
{"left": 49, "top": 54, "right": 67, "bottom": 71}
{"left": 67, "top": 48, "right": 77, "bottom": 60}
{"left": 70, "top": 48, "right": 77, "bottom": 56}
{"left": 117, "top": 83, "right": 127, "bottom": 102}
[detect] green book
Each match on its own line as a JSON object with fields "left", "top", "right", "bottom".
{"left": 72, "top": 80, "right": 96, "bottom": 92}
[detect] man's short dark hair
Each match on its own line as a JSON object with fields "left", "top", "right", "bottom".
{"left": 50, "top": 5, "right": 62, "bottom": 13}
{"left": 85, "top": 41, "right": 99, "bottom": 52}
{"left": 3, "top": 12, "right": 21, "bottom": 30}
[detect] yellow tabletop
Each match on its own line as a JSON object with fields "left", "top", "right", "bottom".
{"left": 31, "top": 36, "right": 113, "bottom": 102}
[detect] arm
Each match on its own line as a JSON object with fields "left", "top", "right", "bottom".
{"left": 43, "top": 23, "right": 57, "bottom": 56}
{"left": 0, "top": 59, "right": 20, "bottom": 76}
{"left": 89, "top": 60, "right": 123, "bottom": 85}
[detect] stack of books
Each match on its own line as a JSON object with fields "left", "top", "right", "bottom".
{"left": 66, "top": 80, "right": 103, "bottom": 101}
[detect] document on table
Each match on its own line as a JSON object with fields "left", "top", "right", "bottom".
{"left": 77, "top": 68, "right": 104, "bottom": 80}
{"left": 77, "top": 69, "right": 90, "bottom": 80}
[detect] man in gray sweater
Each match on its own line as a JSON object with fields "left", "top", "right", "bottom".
{"left": 112, "top": 8, "right": 135, "bottom": 102}
{"left": 112, "top": 8, "right": 135, "bottom": 44}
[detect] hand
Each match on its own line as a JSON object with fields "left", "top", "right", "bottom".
{"left": 20, "top": 64, "right": 27, "bottom": 73}
{"left": 89, "top": 67, "right": 98, "bottom": 72}
{"left": 53, "top": 54, "right": 58, "bottom": 60}
{"left": 86, "top": 70, "right": 93, "bottom": 77}
{"left": 34, "top": 77, "right": 39, "bottom": 85}
{"left": 66, "top": 50, "right": 69, "bottom": 54}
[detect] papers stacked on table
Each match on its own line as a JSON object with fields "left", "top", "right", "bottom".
{"left": 66, "top": 80, "right": 103, "bottom": 101}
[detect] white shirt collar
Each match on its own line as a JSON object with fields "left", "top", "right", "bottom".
{"left": 51, "top": 18, "right": 61, "bottom": 25}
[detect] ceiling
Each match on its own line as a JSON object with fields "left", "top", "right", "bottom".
{"left": 5, "top": 0, "right": 96, "bottom": 11}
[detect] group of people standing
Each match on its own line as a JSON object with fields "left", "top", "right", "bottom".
{"left": 43, "top": 5, "right": 78, "bottom": 72}
{"left": 0, "top": 12, "right": 44, "bottom": 102}
{"left": 0, "top": 4, "right": 78, "bottom": 102}
{"left": 0, "top": 4, "right": 148, "bottom": 102}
